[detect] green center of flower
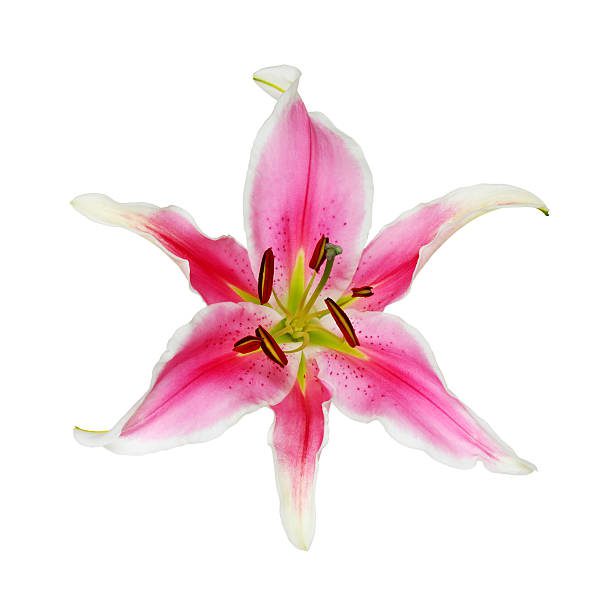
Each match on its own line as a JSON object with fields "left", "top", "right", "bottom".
{"left": 233, "top": 236, "right": 373, "bottom": 367}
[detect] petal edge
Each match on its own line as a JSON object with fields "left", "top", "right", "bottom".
{"left": 72, "top": 194, "right": 257, "bottom": 304}
{"left": 269, "top": 361, "right": 331, "bottom": 550}
{"left": 316, "top": 310, "right": 536, "bottom": 474}
{"left": 74, "top": 303, "right": 298, "bottom": 455}
{"left": 350, "top": 184, "right": 547, "bottom": 311}
{"left": 244, "top": 68, "right": 373, "bottom": 300}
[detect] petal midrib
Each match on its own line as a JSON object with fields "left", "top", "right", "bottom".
{"left": 345, "top": 350, "right": 498, "bottom": 459}
{"left": 297, "top": 117, "right": 315, "bottom": 255}
{"left": 122, "top": 352, "right": 239, "bottom": 436}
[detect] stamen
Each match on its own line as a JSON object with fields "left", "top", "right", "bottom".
{"left": 324, "top": 297, "right": 360, "bottom": 347}
{"left": 233, "top": 335, "right": 261, "bottom": 354}
{"left": 308, "top": 235, "right": 329, "bottom": 272}
{"left": 351, "top": 286, "right": 374, "bottom": 298}
{"left": 257, "top": 248, "right": 275, "bottom": 304}
{"left": 256, "top": 325, "right": 289, "bottom": 367}
{"left": 272, "top": 289, "right": 290, "bottom": 315}
{"left": 296, "top": 269, "right": 317, "bottom": 313}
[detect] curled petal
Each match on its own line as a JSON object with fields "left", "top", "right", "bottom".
{"left": 253, "top": 64, "right": 302, "bottom": 100}
{"left": 269, "top": 360, "right": 330, "bottom": 550}
{"left": 72, "top": 194, "right": 258, "bottom": 304}
{"left": 245, "top": 65, "right": 373, "bottom": 299}
{"left": 350, "top": 184, "right": 548, "bottom": 311}
{"left": 74, "top": 303, "right": 297, "bottom": 454}
{"left": 316, "top": 311, "right": 535, "bottom": 474}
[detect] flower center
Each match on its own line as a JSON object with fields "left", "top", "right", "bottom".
{"left": 234, "top": 236, "right": 374, "bottom": 366}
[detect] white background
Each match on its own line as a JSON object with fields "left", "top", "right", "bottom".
{"left": 2, "top": 1, "right": 610, "bottom": 610}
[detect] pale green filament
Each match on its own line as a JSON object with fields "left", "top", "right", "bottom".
{"left": 310, "top": 295, "right": 355, "bottom": 318}
{"left": 272, "top": 289, "right": 290, "bottom": 315}
{"left": 296, "top": 270, "right": 317, "bottom": 314}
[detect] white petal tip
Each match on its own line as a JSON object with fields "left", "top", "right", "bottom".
{"left": 280, "top": 505, "right": 315, "bottom": 551}
{"left": 447, "top": 184, "right": 548, "bottom": 217}
{"left": 70, "top": 193, "right": 128, "bottom": 226}
{"left": 488, "top": 455, "right": 537, "bottom": 475}
{"left": 71, "top": 192, "right": 113, "bottom": 211}
{"left": 73, "top": 426, "right": 112, "bottom": 447}
{"left": 287, "top": 533, "right": 313, "bottom": 552}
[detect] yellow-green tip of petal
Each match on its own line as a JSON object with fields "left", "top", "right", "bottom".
{"left": 538, "top": 206, "right": 550, "bottom": 216}
{"left": 252, "top": 76, "right": 285, "bottom": 94}
{"left": 74, "top": 426, "right": 110, "bottom": 434}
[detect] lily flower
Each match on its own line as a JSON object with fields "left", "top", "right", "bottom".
{"left": 72, "top": 65, "right": 547, "bottom": 550}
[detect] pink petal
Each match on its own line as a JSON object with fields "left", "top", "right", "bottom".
{"left": 245, "top": 66, "right": 373, "bottom": 297}
{"left": 269, "top": 360, "right": 330, "bottom": 550}
{"left": 316, "top": 311, "right": 535, "bottom": 474}
{"left": 74, "top": 302, "right": 298, "bottom": 454}
{"left": 72, "top": 194, "right": 257, "bottom": 304}
{"left": 350, "top": 184, "right": 548, "bottom": 311}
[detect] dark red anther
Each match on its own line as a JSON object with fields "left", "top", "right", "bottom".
{"left": 308, "top": 235, "right": 329, "bottom": 272}
{"left": 233, "top": 335, "right": 261, "bottom": 354}
{"left": 255, "top": 326, "right": 288, "bottom": 367}
{"left": 257, "top": 248, "right": 275, "bottom": 304}
{"left": 351, "top": 286, "right": 374, "bottom": 298}
{"left": 324, "top": 297, "right": 360, "bottom": 347}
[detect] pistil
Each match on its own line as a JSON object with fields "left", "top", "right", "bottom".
{"left": 301, "top": 243, "right": 343, "bottom": 316}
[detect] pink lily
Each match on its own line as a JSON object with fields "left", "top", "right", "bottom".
{"left": 72, "top": 65, "right": 547, "bottom": 550}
